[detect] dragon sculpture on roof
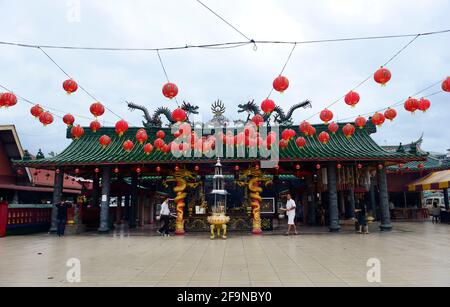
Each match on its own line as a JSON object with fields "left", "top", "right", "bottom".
{"left": 127, "top": 101, "right": 199, "bottom": 128}
{"left": 237, "top": 99, "right": 312, "bottom": 126}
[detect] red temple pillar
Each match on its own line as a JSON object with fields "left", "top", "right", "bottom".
{"left": 0, "top": 200, "right": 8, "bottom": 237}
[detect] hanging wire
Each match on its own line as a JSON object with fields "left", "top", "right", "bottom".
{"left": 0, "top": 29, "right": 448, "bottom": 51}
{"left": 156, "top": 49, "right": 179, "bottom": 107}
{"left": 267, "top": 43, "right": 297, "bottom": 99}
{"left": 0, "top": 83, "right": 115, "bottom": 124}
{"left": 195, "top": 0, "right": 254, "bottom": 44}
{"left": 306, "top": 34, "right": 423, "bottom": 121}
{"left": 337, "top": 80, "right": 444, "bottom": 122}
{"left": 37, "top": 47, "right": 128, "bottom": 121}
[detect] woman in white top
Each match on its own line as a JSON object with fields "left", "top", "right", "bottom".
{"left": 281, "top": 193, "right": 298, "bottom": 235}
{"left": 157, "top": 198, "right": 171, "bottom": 236}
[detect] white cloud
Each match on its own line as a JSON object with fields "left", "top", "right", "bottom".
{"left": 0, "top": 0, "right": 449, "bottom": 154}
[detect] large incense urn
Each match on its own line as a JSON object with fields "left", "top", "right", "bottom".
{"left": 207, "top": 208, "right": 230, "bottom": 239}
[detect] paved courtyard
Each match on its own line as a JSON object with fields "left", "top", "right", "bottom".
{"left": 1, "top": 222, "right": 449, "bottom": 287}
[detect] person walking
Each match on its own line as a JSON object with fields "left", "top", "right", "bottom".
{"left": 357, "top": 203, "right": 369, "bottom": 234}
{"left": 431, "top": 202, "right": 440, "bottom": 224}
{"left": 55, "top": 197, "right": 72, "bottom": 237}
{"left": 281, "top": 193, "right": 297, "bottom": 235}
{"left": 157, "top": 198, "right": 171, "bottom": 237}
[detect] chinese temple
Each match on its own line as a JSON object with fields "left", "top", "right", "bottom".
{"left": 12, "top": 101, "right": 427, "bottom": 235}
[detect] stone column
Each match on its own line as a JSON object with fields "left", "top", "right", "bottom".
{"left": 307, "top": 178, "right": 316, "bottom": 225}
{"left": 124, "top": 195, "right": 130, "bottom": 223}
{"left": 377, "top": 166, "right": 392, "bottom": 231}
{"left": 91, "top": 174, "right": 100, "bottom": 207}
{"left": 369, "top": 177, "right": 377, "bottom": 219}
{"left": 339, "top": 191, "right": 345, "bottom": 218}
{"left": 129, "top": 173, "right": 138, "bottom": 228}
{"left": 116, "top": 196, "right": 122, "bottom": 225}
{"left": 50, "top": 168, "right": 64, "bottom": 233}
{"left": 98, "top": 166, "right": 112, "bottom": 233}
{"left": 348, "top": 188, "right": 356, "bottom": 219}
{"left": 327, "top": 163, "right": 340, "bottom": 232}
{"left": 443, "top": 188, "right": 449, "bottom": 211}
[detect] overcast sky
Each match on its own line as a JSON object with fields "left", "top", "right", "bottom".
{"left": 0, "top": 0, "right": 449, "bottom": 156}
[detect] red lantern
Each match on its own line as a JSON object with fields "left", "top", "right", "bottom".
{"left": 234, "top": 165, "right": 240, "bottom": 172}
{"left": 156, "top": 130, "right": 166, "bottom": 139}
{"left": 378, "top": 164, "right": 383, "bottom": 170}
{"left": 99, "top": 135, "right": 111, "bottom": 148}
{"left": 316, "top": 164, "right": 321, "bottom": 170}
{"left": 295, "top": 164, "right": 301, "bottom": 170}
{"left": 115, "top": 119, "right": 128, "bottom": 136}
{"left": 74, "top": 168, "right": 80, "bottom": 175}
{"left": 374, "top": 66, "right": 391, "bottom": 86}
{"left": 30, "top": 104, "right": 44, "bottom": 118}
{"left": 90, "top": 102, "right": 105, "bottom": 117}
{"left": 39, "top": 111, "right": 54, "bottom": 126}
{"left": 337, "top": 163, "right": 342, "bottom": 169}
{"left": 90, "top": 120, "right": 101, "bottom": 132}
{"left": 171, "top": 108, "right": 187, "bottom": 122}
{"left": 71, "top": 125, "right": 85, "bottom": 139}
{"left": 162, "top": 82, "right": 178, "bottom": 99}
{"left": 357, "top": 163, "right": 363, "bottom": 169}
{"left": 342, "top": 123, "right": 355, "bottom": 138}
{"left": 384, "top": 108, "right": 397, "bottom": 121}
{"left": 404, "top": 97, "right": 419, "bottom": 113}
{"left": 161, "top": 143, "right": 171, "bottom": 153}
{"left": 154, "top": 138, "right": 165, "bottom": 149}
{"left": 355, "top": 116, "right": 366, "bottom": 129}
{"left": 114, "top": 167, "right": 119, "bottom": 174}
{"left": 136, "top": 167, "right": 141, "bottom": 174}
{"left": 261, "top": 99, "right": 276, "bottom": 113}
{"left": 251, "top": 114, "right": 264, "bottom": 127}
{"left": 281, "top": 129, "right": 291, "bottom": 141}
{"left": 442, "top": 77, "right": 450, "bottom": 92}
{"left": 307, "top": 125, "right": 316, "bottom": 136}
{"left": 371, "top": 112, "right": 385, "bottom": 127}
{"left": 175, "top": 166, "right": 180, "bottom": 172}
{"left": 63, "top": 114, "right": 75, "bottom": 127}
{"left": 143, "top": 143, "right": 154, "bottom": 155}
{"left": 299, "top": 121, "right": 311, "bottom": 136}
{"left": 279, "top": 139, "right": 289, "bottom": 149}
{"left": 318, "top": 131, "right": 330, "bottom": 144}
{"left": 273, "top": 75, "right": 289, "bottom": 93}
{"left": 94, "top": 168, "right": 100, "bottom": 173}
{"left": 320, "top": 109, "right": 333, "bottom": 124}
{"left": 328, "top": 122, "right": 339, "bottom": 134}
{"left": 62, "top": 79, "right": 78, "bottom": 94}
{"left": 417, "top": 163, "right": 424, "bottom": 169}
{"left": 295, "top": 137, "right": 306, "bottom": 148}
{"left": 156, "top": 166, "right": 161, "bottom": 173}
{"left": 0, "top": 93, "right": 17, "bottom": 108}
{"left": 123, "top": 140, "right": 134, "bottom": 152}
{"left": 194, "top": 165, "right": 200, "bottom": 171}
{"left": 344, "top": 91, "right": 360, "bottom": 107}
{"left": 418, "top": 98, "right": 430, "bottom": 112}
{"left": 135, "top": 128, "right": 148, "bottom": 144}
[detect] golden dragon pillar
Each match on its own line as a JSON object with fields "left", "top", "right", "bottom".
{"left": 164, "top": 169, "right": 199, "bottom": 235}
{"left": 237, "top": 167, "right": 272, "bottom": 235}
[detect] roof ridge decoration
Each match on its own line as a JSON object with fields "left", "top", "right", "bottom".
{"left": 12, "top": 121, "right": 427, "bottom": 168}
{"left": 237, "top": 99, "right": 312, "bottom": 126}
{"left": 127, "top": 101, "right": 199, "bottom": 128}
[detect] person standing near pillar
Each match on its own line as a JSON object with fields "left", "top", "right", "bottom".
{"left": 56, "top": 197, "right": 72, "bottom": 237}
{"left": 280, "top": 193, "right": 297, "bottom": 235}
{"left": 157, "top": 198, "right": 171, "bottom": 237}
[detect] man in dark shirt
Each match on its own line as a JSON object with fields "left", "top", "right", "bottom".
{"left": 56, "top": 197, "right": 72, "bottom": 237}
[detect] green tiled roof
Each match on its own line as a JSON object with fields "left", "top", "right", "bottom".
{"left": 387, "top": 156, "right": 450, "bottom": 172}
{"left": 13, "top": 122, "right": 425, "bottom": 167}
